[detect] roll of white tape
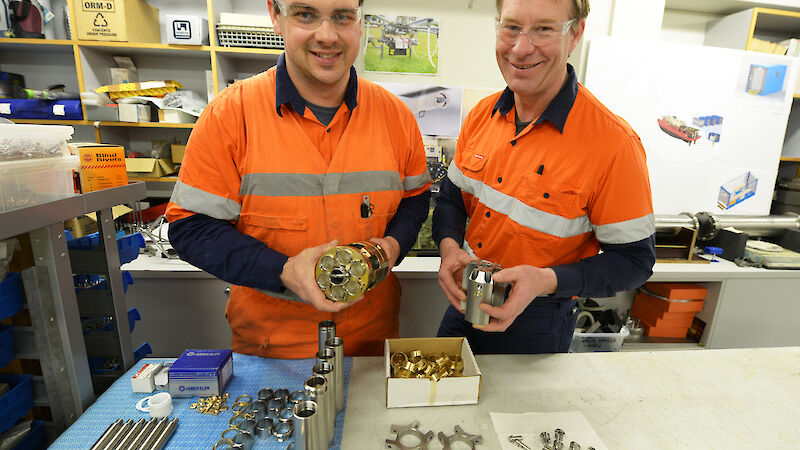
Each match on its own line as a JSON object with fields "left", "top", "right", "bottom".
{"left": 136, "top": 392, "right": 174, "bottom": 418}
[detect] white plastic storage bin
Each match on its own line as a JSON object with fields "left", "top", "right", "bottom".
{"left": 569, "top": 326, "right": 630, "bottom": 352}
{"left": 0, "top": 156, "right": 80, "bottom": 212}
{"left": 0, "top": 124, "right": 74, "bottom": 161}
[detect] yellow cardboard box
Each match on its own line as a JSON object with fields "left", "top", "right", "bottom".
{"left": 75, "top": 0, "right": 160, "bottom": 43}
{"left": 385, "top": 337, "right": 481, "bottom": 408}
{"left": 126, "top": 158, "right": 176, "bottom": 178}
{"left": 171, "top": 144, "right": 186, "bottom": 164}
{"left": 70, "top": 143, "right": 128, "bottom": 192}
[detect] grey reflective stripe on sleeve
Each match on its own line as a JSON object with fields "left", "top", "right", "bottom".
{"left": 171, "top": 180, "right": 241, "bottom": 221}
{"left": 403, "top": 172, "right": 433, "bottom": 192}
{"left": 593, "top": 213, "right": 656, "bottom": 244}
{"left": 241, "top": 171, "right": 403, "bottom": 197}
{"left": 448, "top": 163, "right": 592, "bottom": 239}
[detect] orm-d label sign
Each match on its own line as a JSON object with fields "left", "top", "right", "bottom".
{"left": 83, "top": 1, "right": 115, "bottom": 13}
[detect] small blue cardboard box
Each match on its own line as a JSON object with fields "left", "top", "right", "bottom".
{"left": 168, "top": 349, "right": 233, "bottom": 398}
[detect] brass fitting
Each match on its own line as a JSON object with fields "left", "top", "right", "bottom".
{"left": 315, "top": 241, "right": 389, "bottom": 302}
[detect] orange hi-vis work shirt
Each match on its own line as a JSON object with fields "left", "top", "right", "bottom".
{"left": 448, "top": 73, "right": 655, "bottom": 271}
{"left": 166, "top": 60, "right": 431, "bottom": 359}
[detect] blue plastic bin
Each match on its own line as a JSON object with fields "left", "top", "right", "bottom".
{"left": 82, "top": 307, "right": 140, "bottom": 335}
{"left": 74, "top": 271, "right": 134, "bottom": 293}
{"left": 11, "top": 420, "right": 45, "bottom": 450}
{"left": 0, "top": 374, "right": 34, "bottom": 435}
{"left": 88, "top": 342, "right": 151, "bottom": 375}
{"left": 0, "top": 324, "right": 15, "bottom": 367}
{"left": 66, "top": 232, "right": 145, "bottom": 265}
{"left": 0, "top": 273, "right": 23, "bottom": 321}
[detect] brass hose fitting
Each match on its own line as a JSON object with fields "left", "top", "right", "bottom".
{"left": 315, "top": 241, "right": 389, "bottom": 302}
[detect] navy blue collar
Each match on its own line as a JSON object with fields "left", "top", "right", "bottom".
{"left": 274, "top": 53, "right": 359, "bottom": 117}
{"left": 491, "top": 63, "right": 578, "bottom": 134}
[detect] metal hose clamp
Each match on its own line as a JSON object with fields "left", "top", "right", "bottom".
{"left": 462, "top": 259, "right": 508, "bottom": 327}
{"left": 315, "top": 241, "right": 389, "bottom": 302}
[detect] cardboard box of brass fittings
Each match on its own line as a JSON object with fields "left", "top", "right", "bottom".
{"left": 385, "top": 337, "right": 481, "bottom": 408}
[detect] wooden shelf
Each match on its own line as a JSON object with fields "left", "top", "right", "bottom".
{"left": 128, "top": 176, "right": 179, "bottom": 183}
{"left": 665, "top": 0, "right": 800, "bottom": 15}
{"left": 9, "top": 119, "right": 89, "bottom": 126}
{"left": 9, "top": 118, "right": 194, "bottom": 128}
{"left": 215, "top": 47, "right": 283, "bottom": 56}
{"left": 780, "top": 157, "right": 800, "bottom": 162}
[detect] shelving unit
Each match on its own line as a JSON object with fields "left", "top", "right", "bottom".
{"left": 0, "top": 182, "right": 146, "bottom": 439}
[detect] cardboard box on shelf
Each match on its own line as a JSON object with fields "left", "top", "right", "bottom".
{"left": 118, "top": 103, "right": 151, "bottom": 123}
{"left": 385, "top": 337, "right": 481, "bottom": 408}
{"left": 158, "top": 109, "right": 196, "bottom": 124}
{"left": 643, "top": 282, "right": 707, "bottom": 301}
{"left": 64, "top": 216, "right": 98, "bottom": 239}
{"left": 165, "top": 15, "right": 208, "bottom": 45}
{"left": 171, "top": 144, "right": 186, "bottom": 164}
{"left": 126, "top": 158, "right": 176, "bottom": 178}
{"left": 75, "top": 0, "right": 160, "bottom": 43}
{"left": 110, "top": 56, "right": 138, "bottom": 85}
{"left": 69, "top": 143, "right": 128, "bottom": 193}
{"left": 84, "top": 104, "right": 119, "bottom": 122}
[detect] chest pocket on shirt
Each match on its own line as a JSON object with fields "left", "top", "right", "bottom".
{"left": 462, "top": 153, "right": 488, "bottom": 174}
{"left": 238, "top": 214, "right": 308, "bottom": 255}
{"left": 521, "top": 173, "right": 584, "bottom": 219}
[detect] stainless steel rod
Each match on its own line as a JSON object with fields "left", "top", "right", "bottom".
{"left": 137, "top": 417, "right": 168, "bottom": 450}
{"left": 113, "top": 418, "right": 146, "bottom": 450}
{"left": 326, "top": 337, "right": 345, "bottom": 413}
{"left": 124, "top": 418, "right": 158, "bottom": 450}
{"left": 149, "top": 417, "right": 179, "bottom": 450}
{"left": 711, "top": 214, "right": 800, "bottom": 237}
{"left": 318, "top": 320, "right": 336, "bottom": 354}
{"left": 90, "top": 419, "right": 123, "bottom": 450}
{"left": 101, "top": 419, "right": 133, "bottom": 450}
{"left": 654, "top": 214, "right": 696, "bottom": 230}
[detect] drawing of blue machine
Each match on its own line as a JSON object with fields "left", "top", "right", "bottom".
{"left": 746, "top": 64, "right": 787, "bottom": 96}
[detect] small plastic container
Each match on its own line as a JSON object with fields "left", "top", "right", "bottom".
{"left": 569, "top": 326, "right": 630, "bottom": 352}
{"left": 0, "top": 374, "right": 34, "bottom": 435}
{"left": 11, "top": 420, "right": 45, "bottom": 450}
{"left": 67, "top": 232, "right": 145, "bottom": 265}
{"left": 0, "top": 156, "right": 80, "bottom": 213}
{"left": 0, "top": 124, "right": 73, "bottom": 161}
{"left": 0, "top": 273, "right": 23, "bottom": 320}
{"left": 0, "top": 324, "right": 15, "bottom": 367}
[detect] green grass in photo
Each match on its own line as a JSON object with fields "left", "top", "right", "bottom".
{"left": 364, "top": 25, "right": 439, "bottom": 74}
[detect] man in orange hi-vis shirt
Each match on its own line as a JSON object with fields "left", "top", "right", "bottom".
{"left": 433, "top": 0, "right": 655, "bottom": 353}
{"left": 165, "top": 0, "right": 431, "bottom": 359}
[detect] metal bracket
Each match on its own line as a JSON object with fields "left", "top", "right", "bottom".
{"left": 386, "top": 421, "right": 434, "bottom": 450}
{"left": 438, "top": 425, "right": 482, "bottom": 450}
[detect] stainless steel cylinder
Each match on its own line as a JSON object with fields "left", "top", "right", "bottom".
{"left": 100, "top": 419, "right": 133, "bottom": 450}
{"left": 273, "top": 388, "right": 290, "bottom": 404}
{"left": 326, "top": 336, "right": 345, "bottom": 413}
{"left": 272, "top": 421, "right": 293, "bottom": 442}
{"left": 112, "top": 418, "right": 146, "bottom": 450}
{"left": 318, "top": 320, "right": 336, "bottom": 353}
{"left": 278, "top": 407, "right": 294, "bottom": 423}
{"left": 139, "top": 417, "right": 169, "bottom": 450}
{"left": 239, "top": 418, "right": 256, "bottom": 435}
{"left": 293, "top": 400, "right": 323, "bottom": 450}
{"left": 90, "top": 419, "right": 123, "bottom": 450}
{"left": 288, "top": 390, "right": 307, "bottom": 406}
{"left": 257, "top": 388, "right": 274, "bottom": 401}
{"left": 315, "top": 241, "right": 389, "bottom": 302}
{"left": 315, "top": 347, "right": 337, "bottom": 418}
{"left": 707, "top": 213, "right": 800, "bottom": 237}
{"left": 267, "top": 397, "right": 284, "bottom": 417}
{"left": 150, "top": 417, "right": 179, "bottom": 450}
{"left": 305, "top": 374, "right": 333, "bottom": 448}
{"left": 462, "top": 260, "right": 507, "bottom": 327}
{"left": 255, "top": 418, "right": 273, "bottom": 438}
{"left": 248, "top": 400, "right": 267, "bottom": 422}
{"left": 123, "top": 417, "right": 158, "bottom": 450}
{"left": 232, "top": 431, "right": 254, "bottom": 450}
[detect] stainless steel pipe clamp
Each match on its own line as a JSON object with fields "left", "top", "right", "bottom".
{"left": 462, "top": 259, "right": 508, "bottom": 327}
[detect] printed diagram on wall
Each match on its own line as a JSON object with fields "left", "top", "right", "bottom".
{"left": 746, "top": 64, "right": 787, "bottom": 96}
{"left": 378, "top": 82, "right": 463, "bottom": 137}
{"left": 364, "top": 15, "right": 439, "bottom": 74}
{"left": 718, "top": 171, "right": 758, "bottom": 210}
{"left": 657, "top": 114, "right": 723, "bottom": 146}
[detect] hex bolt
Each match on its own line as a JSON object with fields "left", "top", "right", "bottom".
{"left": 540, "top": 431, "right": 551, "bottom": 444}
{"left": 509, "top": 435, "right": 533, "bottom": 450}
{"left": 570, "top": 442, "right": 581, "bottom": 450}
{"left": 553, "top": 441, "right": 563, "bottom": 450}
{"left": 554, "top": 429, "right": 565, "bottom": 442}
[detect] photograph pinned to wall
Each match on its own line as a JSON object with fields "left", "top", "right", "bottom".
{"left": 734, "top": 54, "right": 795, "bottom": 113}
{"left": 378, "top": 82, "right": 463, "bottom": 137}
{"left": 364, "top": 15, "right": 439, "bottom": 74}
{"left": 656, "top": 114, "right": 723, "bottom": 146}
{"left": 718, "top": 171, "right": 758, "bottom": 211}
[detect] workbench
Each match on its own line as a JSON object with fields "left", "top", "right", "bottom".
{"left": 49, "top": 347, "right": 800, "bottom": 449}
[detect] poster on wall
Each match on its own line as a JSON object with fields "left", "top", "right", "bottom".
{"left": 377, "top": 82, "right": 463, "bottom": 137}
{"left": 363, "top": 15, "right": 440, "bottom": 75}
{"left": 584, "top": 36, "right": 798, "bottom": 215}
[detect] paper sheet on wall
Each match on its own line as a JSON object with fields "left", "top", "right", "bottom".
{"left": 584, "top": 36, "right": 799, "bottom": 215}
{"left": 490, "top": 411, "right": 608, "bottom": 450}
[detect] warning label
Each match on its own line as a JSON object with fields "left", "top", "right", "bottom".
{"left": 82, "top": 1, "right": 115, "bottom": 13}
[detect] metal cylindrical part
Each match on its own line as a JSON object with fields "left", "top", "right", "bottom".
{"left": 255, "top": 418, "right": 273, "bottom": 438}
{"left": 101, "top": 419, "right": 133, "bottom": 450}
{"left": 232, "top": 431, "right": 255, "bottom": 450}
{"left": 138, "top": 417, "right": 168, "bottom": 450}
{"left": 293, "top": 400, "right": 323, "bottom": 450}
{"left": 239, "top": 418, "right": 257, "bottom": 435}
{"left": 304, "top": 374, "right": 333, "bottom": 448}
{"left": 325, "top": 337, "right": 345, "bottom": 413}
{"left": 462, "top": 260, "right": 506, "bottom": 327}
{"left": 654, "top": 214, "right": 697, "bottom": 230}
{"left": 257, "top": 388, "right": 274, "bottom": 401}
{"left": 123, "top": 418, "right": 158, "bottom": 450}
{"left": 248, "top": 400, "right": 267, "bottom": 422}
{"left": 90, "top": 419, "right": 124, "bottom": 450}
{"left": 288, "top": 390, "right": 307, "bottom": 406}
{"left": 315, "top": 347, "right": 337, "bottom": 418}
{"left": 149, "top": 417, "right": 179, "bottom": 450}
{"left": 709, "top": 214, "right": 800, "bottom": 237}
{"left": 318, "top": 320, "right": 336, "bottom": 353}
{"left": 112, "top": 418, "right": 146, "bottom": 450}
{"left": 273, "top": 388, "right": 290, "bottom": 404}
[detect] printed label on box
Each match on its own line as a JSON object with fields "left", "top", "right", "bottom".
{"left": 77, "top": 145, "right": 128, "bottom": 192}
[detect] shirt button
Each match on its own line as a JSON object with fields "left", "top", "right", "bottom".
{"left": 544, "top": 192, "right": 550, "bottom": 198}
{"left": 485, "top": 211, "right": 490, "bottom": 218}
{"left": 511, "top": 140, "right": 517, "bottom": 146}
{"left": 327, "top": 128, "right": 332, "bottom": 133}
{"left": 477, "top": 242, "right": 482, "bottom": 248}
{"left": 497, "top": 177, "right": 503, "bottom": 183}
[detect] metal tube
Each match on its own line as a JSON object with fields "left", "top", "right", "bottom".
{"left": 710, "top": 214, "right": 800, "bottom": 237}
{"left": 101, "top": 419, "right": 134, "bottom": 450}
{"left": 305, "top": 374, "right": 332, "bottom": 449}
{"left": 137, "top": 417, "right": 168, "bottom": 450}
{"left": 315, "top": 347, "right": 337, "bottom": 418}
{"left": 123, "top": 418, "right": 158, "bottom": 450}
{"left": 149, "top": 417, "right": 179, "bottom": 450}
{"left": 326, "top": 337, "right": 345, "bottom": 413}
{"left": 318, "top": 320, "right": 336, "bottom": 354}
{"left": 293, "top": 400, "right": 323, "bottom": 450}
{"left": 112, "top": 418, "right": 146, "bottom": 450}
{"left": 90, "top": 419, "right": 123, "bottom": 450}
{"left": 654, "top": 214, "right": 696, "bottom": 231}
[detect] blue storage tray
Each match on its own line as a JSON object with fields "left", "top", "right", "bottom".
{"left": 88, "top": 342, "right": 151, "bottom": 375}
{"left": 67, "top": 232, "right": 145, "bottom": 266}
{"left": 0, "top": 374, "right": 33, "bottom": 435}
{"left": 0, "top": 324, "right": 15, "bottom": 367}
{"left": 82, "top": 307, "right": 140, "bottom": 335}
{"left": 74, "top": 271, "right": 134, "bottom": 293}
{"left": 0, "top": 99, "right": 83, "bottom": 120}
{"left": 12, "top": 420, "right": 45, "bottom": 450}
{"left": 0, "top": 273, "right": 23, "bottom": 321}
